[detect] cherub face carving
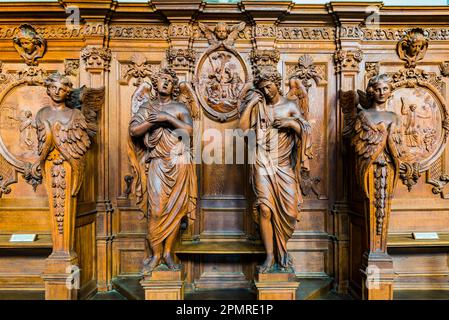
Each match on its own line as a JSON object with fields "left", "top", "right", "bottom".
{"left": 214, "top": 23, "right": 228, "bottom": 41}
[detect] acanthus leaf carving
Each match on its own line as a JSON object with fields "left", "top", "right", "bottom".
{"left": 291, "top": 54, "right": 322, "bottom": 90}
{"left": 120, "top": 53, "right": 159, "bottom": 86}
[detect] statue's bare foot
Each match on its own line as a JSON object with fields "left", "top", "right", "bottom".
{"left": 163, "top": 252, "right": 178, "bottom": 269}
{"left": 257, "top": 254, "right": 275, "bottom": 273}
{"left": 141, "top": 255, "right": 161, "bottom": 275}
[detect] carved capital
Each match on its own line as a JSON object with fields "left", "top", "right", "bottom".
{"left": 81, "top": 46, "right": 112, "bottom": 71}
{"left": 334, "top": 49, "right": 363, "bottom": 73}
{"left": 166, "top": 47, "right": 196, "bottom": 70}
{"left": 250, "top": 49, "right": 280, "bottom": 69}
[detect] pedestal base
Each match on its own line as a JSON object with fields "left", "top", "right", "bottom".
{"left": 140, "top": 265, "right": 185, "bottom": 300}
{"left": 255, "top": 271, "right": 299, "bottom": 300}
{"left": 360, "top": 252, "right": 395, "bottom": 300}
{"left": 42, "top": 252, "right": 79, "bottom": 300}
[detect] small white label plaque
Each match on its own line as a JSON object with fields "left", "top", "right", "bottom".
{"left": 9, "top": 234, "right": 37, "bottom": 242}
{"left": 412, "top": 232, "right": 439, "bottom": 240}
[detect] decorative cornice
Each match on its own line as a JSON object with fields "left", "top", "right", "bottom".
{"left": 109, "top": 25, "right": 168, "bottom": 40}
{"left": 277, "top": 26, "right": 334, "bottom": 40}
{"left": 0, "top": 23, "right": 105, "bottom": 40}
{"left": 362, "top": 28, "right": 449, "bottom": 41}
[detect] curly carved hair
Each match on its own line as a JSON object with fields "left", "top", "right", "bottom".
{"left": 44, "top": 72, "right": 73, "bottom": 90}
{"left": 366, "top": 73, "right": 392, "bottom": 100}
{"left": 151, "top": 67, "right": 180, "bottom": 99}
{"left": 13, "top": 24, "right": 44, "bottom": 47}
{"left": 254, "top": 66, "right": 283, "bottom": 96}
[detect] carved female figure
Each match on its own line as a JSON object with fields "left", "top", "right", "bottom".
{"left": 239, "top": 66, "right": 311, "bottom": 273}
{"left": 129, "top": 68, "right": 197, "bottom": 274}
{"left": 341, "top": 74, "right": 402, "bottom": 238}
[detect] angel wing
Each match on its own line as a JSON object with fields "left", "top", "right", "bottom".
{"left": 178, "top": 81, "right": 200, "bottom": 120}
{"left": 35, "top": 113, "right": 52, "bottom": 169}
{"left": 351, "top": 110, "right": 389, "bottom": 197}
{"left": 224, "top": 21, "right": 245, "bottom": 46}
{"left": 53, "top": 110, "right": 91, "bottom": 196}
{"left": 287, "top": 77, "right": 309, "bottom": 120}
{"left": 198, "top": 22, "right": 218, "bottom": 45}
{"left": 340, "top": 90, "right": 361, "bottom": 139}
{"left": 131, "top": 81, "right": 153, "bottom": 115}
{"left": 67, "top": 86, "right": 105, "bottom": 138}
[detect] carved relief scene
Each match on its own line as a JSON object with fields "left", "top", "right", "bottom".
{"left": 0, "top": 1, "right": 449, "bottom": 303}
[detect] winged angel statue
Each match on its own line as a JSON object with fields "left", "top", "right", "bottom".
{"left": 238, "top": 66, "right": 313, "bottom": 273}
{"left": 340, "top": 74, "right": 404, "bottom": 235}
{"left": 128, "top": 68, "right": 199, "bottom": 274}
{"left": 34, "top": 72, "right": 104, "bottom": 235}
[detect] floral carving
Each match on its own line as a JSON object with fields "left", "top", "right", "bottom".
{"left": 64, "top": 59, "right": 79, "bottom": 77}
{"left": 166, "top": 48, "right": 196, "bottom": 70}
{"left": 291, "top": 54, "right": 322, "bottom": 90}
{"left": 439, "top": 61, "right": 449, "bottom": 78}
{"left": 334, "top": 49, "right": 363, "bottom": 73}
{"left": 121, "top": 53, "right": 159, "bottom": 86}
{"left": 81, "top": 47, "right": 112, "bottom": 71}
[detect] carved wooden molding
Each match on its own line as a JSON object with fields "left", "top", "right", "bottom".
{"left": 362, "top": 27, "right": 449, "bottom": 41}
{"left": 81, "top": 46, "right": 112, "bottom": 72}
{"left": 334, "top": 49, "right": 363, "bottom": 73}
{"left": 0, "top": 23, "right": 105, "bottom": 40}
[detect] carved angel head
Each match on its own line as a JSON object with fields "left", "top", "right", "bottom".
{"left": 255, "top": 66, "right": 283, "bottom": 99}
{"left": 397, "top": 28, "right": 428, "bottom": 68}
{"left": 151, "top": 67, "right": 180, "bottom": 99}
{"left": 44, "top": 72, "right": 73, "bottom": 104}
{"left": 214, "top": 22, "right": 228, "bottom": 41}
{"left": 366, "top": 74, "right": 392, "bottom": 107}
{"left": 13, "top": 24, "right": 46, "bottom": 65}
